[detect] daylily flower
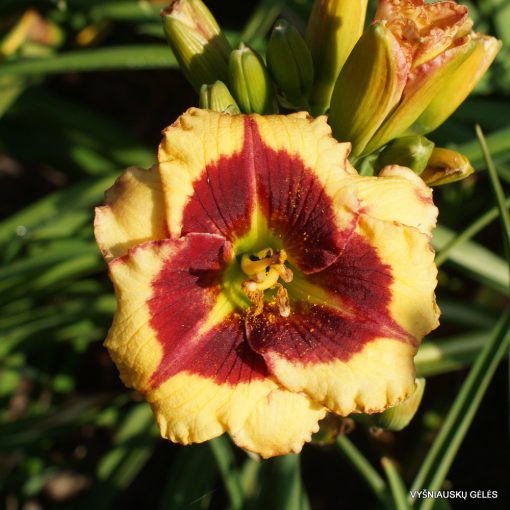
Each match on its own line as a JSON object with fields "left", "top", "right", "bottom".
{"left": 328, "top": 0, "right": 501, "bottom": 157}
{"left": 95, "top": 109, "right": 439, "bottom": 458}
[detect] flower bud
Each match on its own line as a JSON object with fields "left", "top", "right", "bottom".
{"left": 1, "top": 9, "right": 64, "bottom": 57}
{"left": 361, "top": 0, "right": 501, "bottom": 155}
{"left": 420, "top": 148, "right": 474, "bottom": 186}
{"left": 161, "top": 0, "right": 231, "bottom": 92}
{"left": 199, "top": 80, "right": 240, "bottom": 114}
{"left": 376, "top": 136, "right": 435, "bottom": 175}
{"left": 267, "top": 19, "right": 314, "bottom": 109}
{"left": 229, "top": 43, "right": 276, "bottom": 114}
{"left": 371, "top": 378, "right": 426, "bottom": 431}
{"left": 306, "top": 0, "right": 368, "bottom": 114}
{"left": 328, "top": 22, "right": 408, "bottom": 158}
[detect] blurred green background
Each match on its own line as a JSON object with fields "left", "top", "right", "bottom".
{"left": 0, "top": 1, "right": 509, "bottom": 509}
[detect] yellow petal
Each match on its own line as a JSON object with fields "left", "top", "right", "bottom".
{"left": 151, "top": 372, "right": 276, "bottom": 445}
{"left": 94, "top": 166, "right": 168, "bottom": 261}
{"left": 251, "top": 111, "right": 356, "bottom": 206}
{"left": 231, "top": 388, "right": 327, "bottom": 458}
{"left": 343, "top": 165, "right": 437, "bottom": 236}
{"left": 246, "top": 214, "right": 438, "bottom": 416}
{"left": 359, "top": 214, "right": 439, "bottom": 338}
{"left": 158, "top": 109, "right": 357, "bottom": 242}
{"left": 252, "top": 337, "right": 418, "bottom": 416}
{"left": 158, "top": 108, "right": 246, "bottom": 237}
{"left": 106, "top": 236, "right": 276, "bottom": 445}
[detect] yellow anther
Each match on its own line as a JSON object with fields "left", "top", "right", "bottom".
{"left": 274, "top": 263, "right": 293, "bottom": 283}
{"left": 241, "top": 250, "right": 272, "bottom": 276}
{"left": 241, "top": 248, "right": 293, "bottom": 317}
{"left": 243, "top": 268, "right": 279, "bottom": 292}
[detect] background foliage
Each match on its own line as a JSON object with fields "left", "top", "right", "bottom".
{"left": 0, "top": 1, "right": 509, "bottom": 509}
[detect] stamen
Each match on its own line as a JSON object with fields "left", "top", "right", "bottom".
{"left": 241, "top": 248, "right": 293, "bottom": 317}
{"left": 276, "top": 284, "right": 290, "bottom": 317}
{"left": 241, "top": 284, "right": 264, "bottom": 316}
{"left": 274, "top": 263, "right": 293, "bottom": 283}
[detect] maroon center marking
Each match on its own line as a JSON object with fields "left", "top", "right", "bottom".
{"left": 182, "top": 118, "right": 356, "bottom": 272}
{"left": 306, "top": 232, "right": 407, "bottom": 328}
{"left": 151, "top": 117, "right": 413, "bottom": 386}
{"left": 148, "top": 235, "right": 267, "bottom": 389}
{"left": 246, "top": 300, "right": 414, "bottom": 367}
{"left": 246, "top": 231, "right": 414, "bottom": 366}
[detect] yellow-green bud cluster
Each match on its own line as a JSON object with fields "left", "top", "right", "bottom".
{"left": 159, "top": 0, "right": 498, "bottom": 185}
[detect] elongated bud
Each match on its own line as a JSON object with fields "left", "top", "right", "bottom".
{"left": 306, "top": 0, "right": 368, "bottom": 114}
{"left": 229, "top": 43, "right": 276, "bottom": 114}
{"left": 267, "top": 19, "right": 313, "bottom": 109}
{"left": 409, "top": 34, "right": 501, "bottom": 135}
{"left": 199, "top": 80, "right": 240, "bottom": 114}
{"left": 161, "top": 0, "right": 231, "bottom": 92}
{"left": 371, "top": 378, "right": 426, "bottom": 431}
{"left": 364, "top": 34, "right": 500, "bottom": 154}
{"left": 1, "top": 9, "right": 64, "bottom": 57}
{"left": 376, "top": 136, "right": 435, "bottom": 175}
{"left": 420, "top": 148, "right": 474, "bottom": 186}
{"left": 328, "top": 22, "right": 408, "bottom": 158}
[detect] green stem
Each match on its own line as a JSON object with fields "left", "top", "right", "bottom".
{"left": 476, "top": 124, "right": 510, "bottom": 288}
{"left": 435, "top": 194, "right": 510, "bottom": 267}
{"left": 411, "top": 310, "right": 510, "bottom": 510}
{"left": 336, "top": 435, "right": 390, "bottom": 508}
{"left": 209, "top": 436, "right": 244, "bottom": 510}
{"left": 415, "top": 331, "right": 489, "bottom": 377}
{"left": 381, "top": 457, "right": 411, "bottom": 510}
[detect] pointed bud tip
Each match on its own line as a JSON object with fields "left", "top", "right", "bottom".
{"left": 229, "top": 43, "right": 276, "bottom": 114}
{"left": 376, "top": 135, "right": 435, "bottom": 174}
{"left": 421, "top": 148, "right": 474, "bottom": 186}
{"left": 267, "top": 19, "right": 313, "bottom": 109}
{"left": 199, "top": 80, "right": 240, "bottom": 114}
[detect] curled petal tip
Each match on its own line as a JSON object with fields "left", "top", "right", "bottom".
{"left": 420, "top": 147, "right": 474, "bottom": 186}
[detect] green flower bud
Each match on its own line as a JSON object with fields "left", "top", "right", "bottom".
{"left": 420, "top": 148, "right": 474, "bottom": 186}
{"left": 161, "top": 0, "right": 232, "bottom": 92}
{"left": 229, "top": 43, "right": 276, "bottom": 114}
{"left": 371, "top": 378, "right": 426, "bottom": 431}
{"left": 199, "top": 80, "right": 240, "bottom": 114}
{"left": 267, "top": 19, "right": 314, "bottom": 109}
{"left": 306, "top": 0, "right": 368, "bottom": 115}
{"left": 376, "top": 136, "right": 435, "bottom": 175}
